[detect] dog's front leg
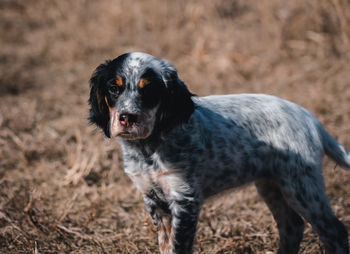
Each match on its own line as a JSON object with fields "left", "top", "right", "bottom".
{"left": 143, "top": 193, "right": 201, "bottom": 254}
{"left": 143, "top": 194, "right": 174, "bottom": 254}
{"left": 169, "top": 197, "right": 201, "bottom": 254}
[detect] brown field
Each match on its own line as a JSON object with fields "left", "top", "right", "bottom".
{"left": 1, "top": 0, "right": 350, "bottom": 253}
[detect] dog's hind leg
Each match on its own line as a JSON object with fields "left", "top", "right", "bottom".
{"left": 278, "top": 172, "right": 349, "bottom": 254}
{"left": 255, "top": 179, "right": 305, "bottom": 254}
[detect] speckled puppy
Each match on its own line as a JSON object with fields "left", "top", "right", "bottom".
{"left": 88, "top": 52, "right": 350, "bottom": 254}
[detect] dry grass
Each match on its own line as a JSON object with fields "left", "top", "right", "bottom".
{"left": 0, "top": 0, "right": 350, "bottom": 253}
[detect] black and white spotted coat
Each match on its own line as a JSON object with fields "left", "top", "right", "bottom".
{"left": 89, "top": 52, "right": 350, "bottom": 254}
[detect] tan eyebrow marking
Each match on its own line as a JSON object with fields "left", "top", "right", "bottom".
{"left": 116, "top": 76, "right": 123, "bottom": 87}
{"left": 139, "top": 78, "right": 148, "bottom": 89}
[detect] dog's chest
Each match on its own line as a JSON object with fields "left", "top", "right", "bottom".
{"left": 124, "top": 156, "right": 189, "bottom": 201}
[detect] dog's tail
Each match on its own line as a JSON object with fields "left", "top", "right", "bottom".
{"left": 320, "top": 126, "right": 350, "bottom": 170}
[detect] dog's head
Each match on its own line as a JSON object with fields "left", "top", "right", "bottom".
{"left": 88, "top": 52, "right": 194, "bottom": 140}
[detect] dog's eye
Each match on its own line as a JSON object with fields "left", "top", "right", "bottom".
{"left": 108, "top": 85, "right": 119, "bottom": 95}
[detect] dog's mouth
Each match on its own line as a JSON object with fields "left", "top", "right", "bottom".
{"left": 108, "top": 106, "right": 159, "bottom": 140}
{"left": 115, "top": 125, "right": 151, "bottom": 140}
{"left": 109, "top": 112, "right": 153, "bottom": 140}
{"left": 116, "top": 131, "right": 135, "bottom": 138}
{"left": 116, "top": 125, "right": 138, "bottom": 136}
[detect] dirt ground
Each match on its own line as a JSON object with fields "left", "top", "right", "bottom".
{"left": 1, "top": 0, "right": 350, "bottom": 253}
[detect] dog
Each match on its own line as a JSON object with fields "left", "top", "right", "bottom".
{"left": 88, "top": 52, "right": 350, "bottom": 254}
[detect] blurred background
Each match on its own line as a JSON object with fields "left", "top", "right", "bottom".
{"left": 0, "top": 0, "right": 349, "bottom": 253}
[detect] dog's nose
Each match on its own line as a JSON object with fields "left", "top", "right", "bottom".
{"left": 119, "top": 113, "right": 138, "bottom": 126}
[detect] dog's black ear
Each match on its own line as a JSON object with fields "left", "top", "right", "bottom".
{"left": 88, "top": 61, "right": 111, "bottom": 138}
{"left": 158, "top": 60, "right": 195, "bottom": 131}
